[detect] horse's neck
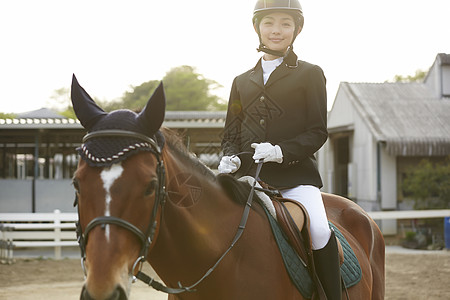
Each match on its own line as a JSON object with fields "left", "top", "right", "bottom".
{"left": 162, "top": 153, "right": 241, "bottom": 237}
{"left": 151, "top": 151, "right": 243, "bottom": 270}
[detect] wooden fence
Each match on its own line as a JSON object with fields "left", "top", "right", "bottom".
{"left": 367, "top": 209, "right": 450, "bottom": 220}
{"left": 1, "top": 209, "right": 449, "bottom": 262}
{"left": 0, "top": 209, "right": 78, "bottom": 262}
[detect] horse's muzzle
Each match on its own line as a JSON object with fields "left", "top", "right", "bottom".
{"left": 80, "top": 284, "right": 128, "bottom": 300}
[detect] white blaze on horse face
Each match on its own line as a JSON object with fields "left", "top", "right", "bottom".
{"left": 100, "top": 163, "right": 124, "bottom": 242}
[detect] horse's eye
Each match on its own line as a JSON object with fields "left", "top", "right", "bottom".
{"left": 144, "top": 180, "right": 158, "bottom": 197}
{"left": 73, "top": 178, "right": 80, "bottom": 192}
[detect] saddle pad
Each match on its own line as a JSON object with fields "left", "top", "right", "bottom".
{"left": 329, "top": 222, "right": 362, "bottom": 288}
{"left": 264, "top": 206, "right": 363, "bottom": 298}
{"left": 266, "top": 207, "right": 314, "bottom": 299}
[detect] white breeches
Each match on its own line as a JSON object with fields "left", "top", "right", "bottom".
{"left": 279, "top": 185, "right": 331, "bottom": 250}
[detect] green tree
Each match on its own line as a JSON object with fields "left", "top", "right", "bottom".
{"left": 47, "top": 87, "right": 70, "bottom": 110}
{"left": 391, "top": 69, "right": 427, "bottom": 83}
{"left": 105, "top": 65, "right": 227, "bottom": 111}
{"left": 103, "top": 80, "right": 160, "bottom": 112}
{"left": 163, "top": 65, "right": 226, "bottom": 111}
{"left": 48, "top": 65, "right": 226, "bottom": 115}
{"left": 47, "top": 87, "right": 77, "bottom": 119}
{"left": 402, "top": 157, "right": 450, "bottom": 209}
{"left": 0, "top": 112, "right": 16, "bottom": 119}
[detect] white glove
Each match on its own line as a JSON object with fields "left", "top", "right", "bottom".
{"left": 218, "top": 155, "right": 241, "bottom": 173}
{"left": 251, "top": 142, "right": 283, "bottom": 163}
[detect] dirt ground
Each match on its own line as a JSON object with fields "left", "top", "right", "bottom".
{"left": 1, "top": 251, "right": 449, "bottom": 300}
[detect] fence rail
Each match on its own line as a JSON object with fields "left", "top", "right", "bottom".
{"left": 0, "top": 209, "right": 78, "bottom": 262}
{"left": 1, "top": 208, "right": 450, "bottom": 263}
{"left": 367, "top": 209, "right": 450, "bottom": 220}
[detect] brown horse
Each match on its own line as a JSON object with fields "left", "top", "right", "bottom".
{"left": 71, "top": 75, "right": 385, "bottom": 300}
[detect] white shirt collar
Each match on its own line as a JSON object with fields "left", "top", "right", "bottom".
{"left": 261, "top": 57, "right": 283, "bottom": 85}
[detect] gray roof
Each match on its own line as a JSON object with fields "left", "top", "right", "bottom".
{"left": 0, "top": 110, "right": 226, "bottom": 129}
{"left": 165, "top": 111, "right": 226, "bottom": 120}
{"left": 17, "top": 108, "right": 66, "bottom": 119}
{"left": 163, "top": 111, "right": 226, "bottom": 128}
{"left": 437, "top": 53, "right": 450, "bottom": 65}
{"left": 342, "top": 82, "right": 450, "bottom": 156}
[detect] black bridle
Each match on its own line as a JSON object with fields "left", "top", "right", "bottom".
{"left": 74, "top": 129, "right": 167, "bottom": 286}
{"left": 74, "top": 130, "right": 263, "bottom": 295}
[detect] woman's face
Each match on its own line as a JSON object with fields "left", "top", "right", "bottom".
{"left": 257, "top": 12, "right": 298, "bottom": 56}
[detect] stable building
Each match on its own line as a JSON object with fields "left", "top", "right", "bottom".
{"left": 318, "top": 53, "right": 450, "bottom": 232}
{"left": 0, "top": 110, "right": 226, "bottom": 213}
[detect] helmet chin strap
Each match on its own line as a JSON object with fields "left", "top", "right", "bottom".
{"left": 257, "top": 44, "right": 293, "bottom": 59}
{"left": 257, "top": 44, "right": 288, "bottom": 57}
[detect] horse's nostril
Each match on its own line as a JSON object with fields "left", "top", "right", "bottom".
{"left": 80, "top": 285, "right": 128, "bottom": 300}
{"left": 80, "top": 285, "right": 93, "bottom": 300}
{"left": 114, "top": 286, "right": 128, "bottom": 300}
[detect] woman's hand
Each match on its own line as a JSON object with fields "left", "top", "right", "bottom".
{"left": 218, "top": 155, "right": 241, "bottom": 173}
{"left": 251, "top": 143, "right": 283, "bottom": 163}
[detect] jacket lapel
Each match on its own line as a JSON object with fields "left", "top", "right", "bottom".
{"left": 265, "top": 63, "right": 290, "bottom": 88}
{"left": 250, "top": 60, "right": 265, "bottom": 89}
{"left": 265, "top": 51, "right": 298, "bottom": 88}
{"left": 249, "top": 54, "right": 297, "bottom": 89}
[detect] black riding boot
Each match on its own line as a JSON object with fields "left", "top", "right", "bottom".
{"left": 313, "top": 231, "right": 342, "bottom": 300}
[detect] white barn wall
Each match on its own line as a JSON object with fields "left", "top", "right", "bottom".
{"left": 379, "top": 146, "right": 398, "bottom": 234}
{"left": 442, "top": 65, "right": 450, "bottom": 96}
{"left": 327, "top": 88, "right": 354, "bottom": 129}
{"left": 425, "top": 61, "right": 439, "bottom": 98}
{"left": 320, "top": 84, "right": 381, "bottom": 210}
{"left": 320, "top": 88, "right": 355, "bottom": 194}
{"left": 380, "top": 146, "right": 397, "bottom": 210}
{"left": 352, "top": 111, "right": 379, "bottom": 210}
{"left": 317, "top": 139, "right": 331, "bottom": 192}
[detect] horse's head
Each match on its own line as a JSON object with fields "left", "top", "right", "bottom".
{"left": 71, "top": 75, "right": 166, "bottom": 300}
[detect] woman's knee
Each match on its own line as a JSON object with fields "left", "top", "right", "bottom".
{"left": 310, "top": 224, "right": 331, "bottom": 250}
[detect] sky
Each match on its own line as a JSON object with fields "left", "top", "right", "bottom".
{"left": 0, "top": 0, "right": 449, "bottom": 113}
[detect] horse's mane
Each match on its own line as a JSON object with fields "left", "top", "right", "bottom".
{"left": 160, "top": 127, "right": 216, "bottom": 180}
{"left": 216, "top": 173, "right": 258, "bottom": 206}
{"left": 160, "top": 127, "right": 255, "bottom": 207}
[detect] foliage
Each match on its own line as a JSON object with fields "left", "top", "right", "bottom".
{"left": 390, "top": 69, "right": 427, "bottom": 83}
{"left": 59, "top": 107, "right": 77, "bottom": 119}
{"left": 102, "top": 80, "right": 161, "bottom": 112}
{"left": 48, "top": 87, "right": 70, "bottom": 110}
{"left": 163, "top": 65, "right": 226, "bottom": 111}
{"left": 11, "top": 65, "right": 227, "bottom": 116}
{"left": 45, "top": 87, "right": 77, "bottom": 119}
{"left": 402, "top": 157, "right": 450, "bottom": 209}
{"left": 103, "top": 65, "right": 227, "bottom": 111}
{"left": 0, "top": 112, "right": 16, "bottom": 119}
{"left": 404, "top": 231, "right": 416, "bottom": 242}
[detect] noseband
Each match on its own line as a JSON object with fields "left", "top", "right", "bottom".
{"left": 74, "top": 129, "right": 166, "bottom": 281}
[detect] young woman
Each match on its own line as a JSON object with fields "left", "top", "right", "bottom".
{"left": 219, "top": 1, "right": 341, "bottom": 299}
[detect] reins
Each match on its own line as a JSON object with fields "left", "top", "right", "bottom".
{"left": 135, "top": 160, "right": 265, "bottom": 294}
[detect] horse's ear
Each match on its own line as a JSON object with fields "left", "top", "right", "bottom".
{"left": 137, "top": 81, "right": 166, "bottom": 135}
{"left": 71, "top": 74, "right": 107, "bottom": 130}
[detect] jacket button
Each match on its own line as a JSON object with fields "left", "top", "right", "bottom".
{"left": 259, "top": 119, "right": 265, "bottom": 126}
{"left": 259, "top": 95, "right": 265, "bottom": 102}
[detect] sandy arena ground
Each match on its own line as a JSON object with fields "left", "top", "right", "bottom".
{"left": 1, "top": 248, "right": 449, "bottom": 299}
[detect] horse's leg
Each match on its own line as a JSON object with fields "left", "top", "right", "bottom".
{"left": 340, "top": 205, "right": 385, "bottom": 300}
{"left": 365, "top": 216, "right": 385, "bottom": 300}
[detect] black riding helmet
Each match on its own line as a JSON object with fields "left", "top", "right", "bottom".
{"left": 253, "top": 0, "right": 304, "bottom": 58}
